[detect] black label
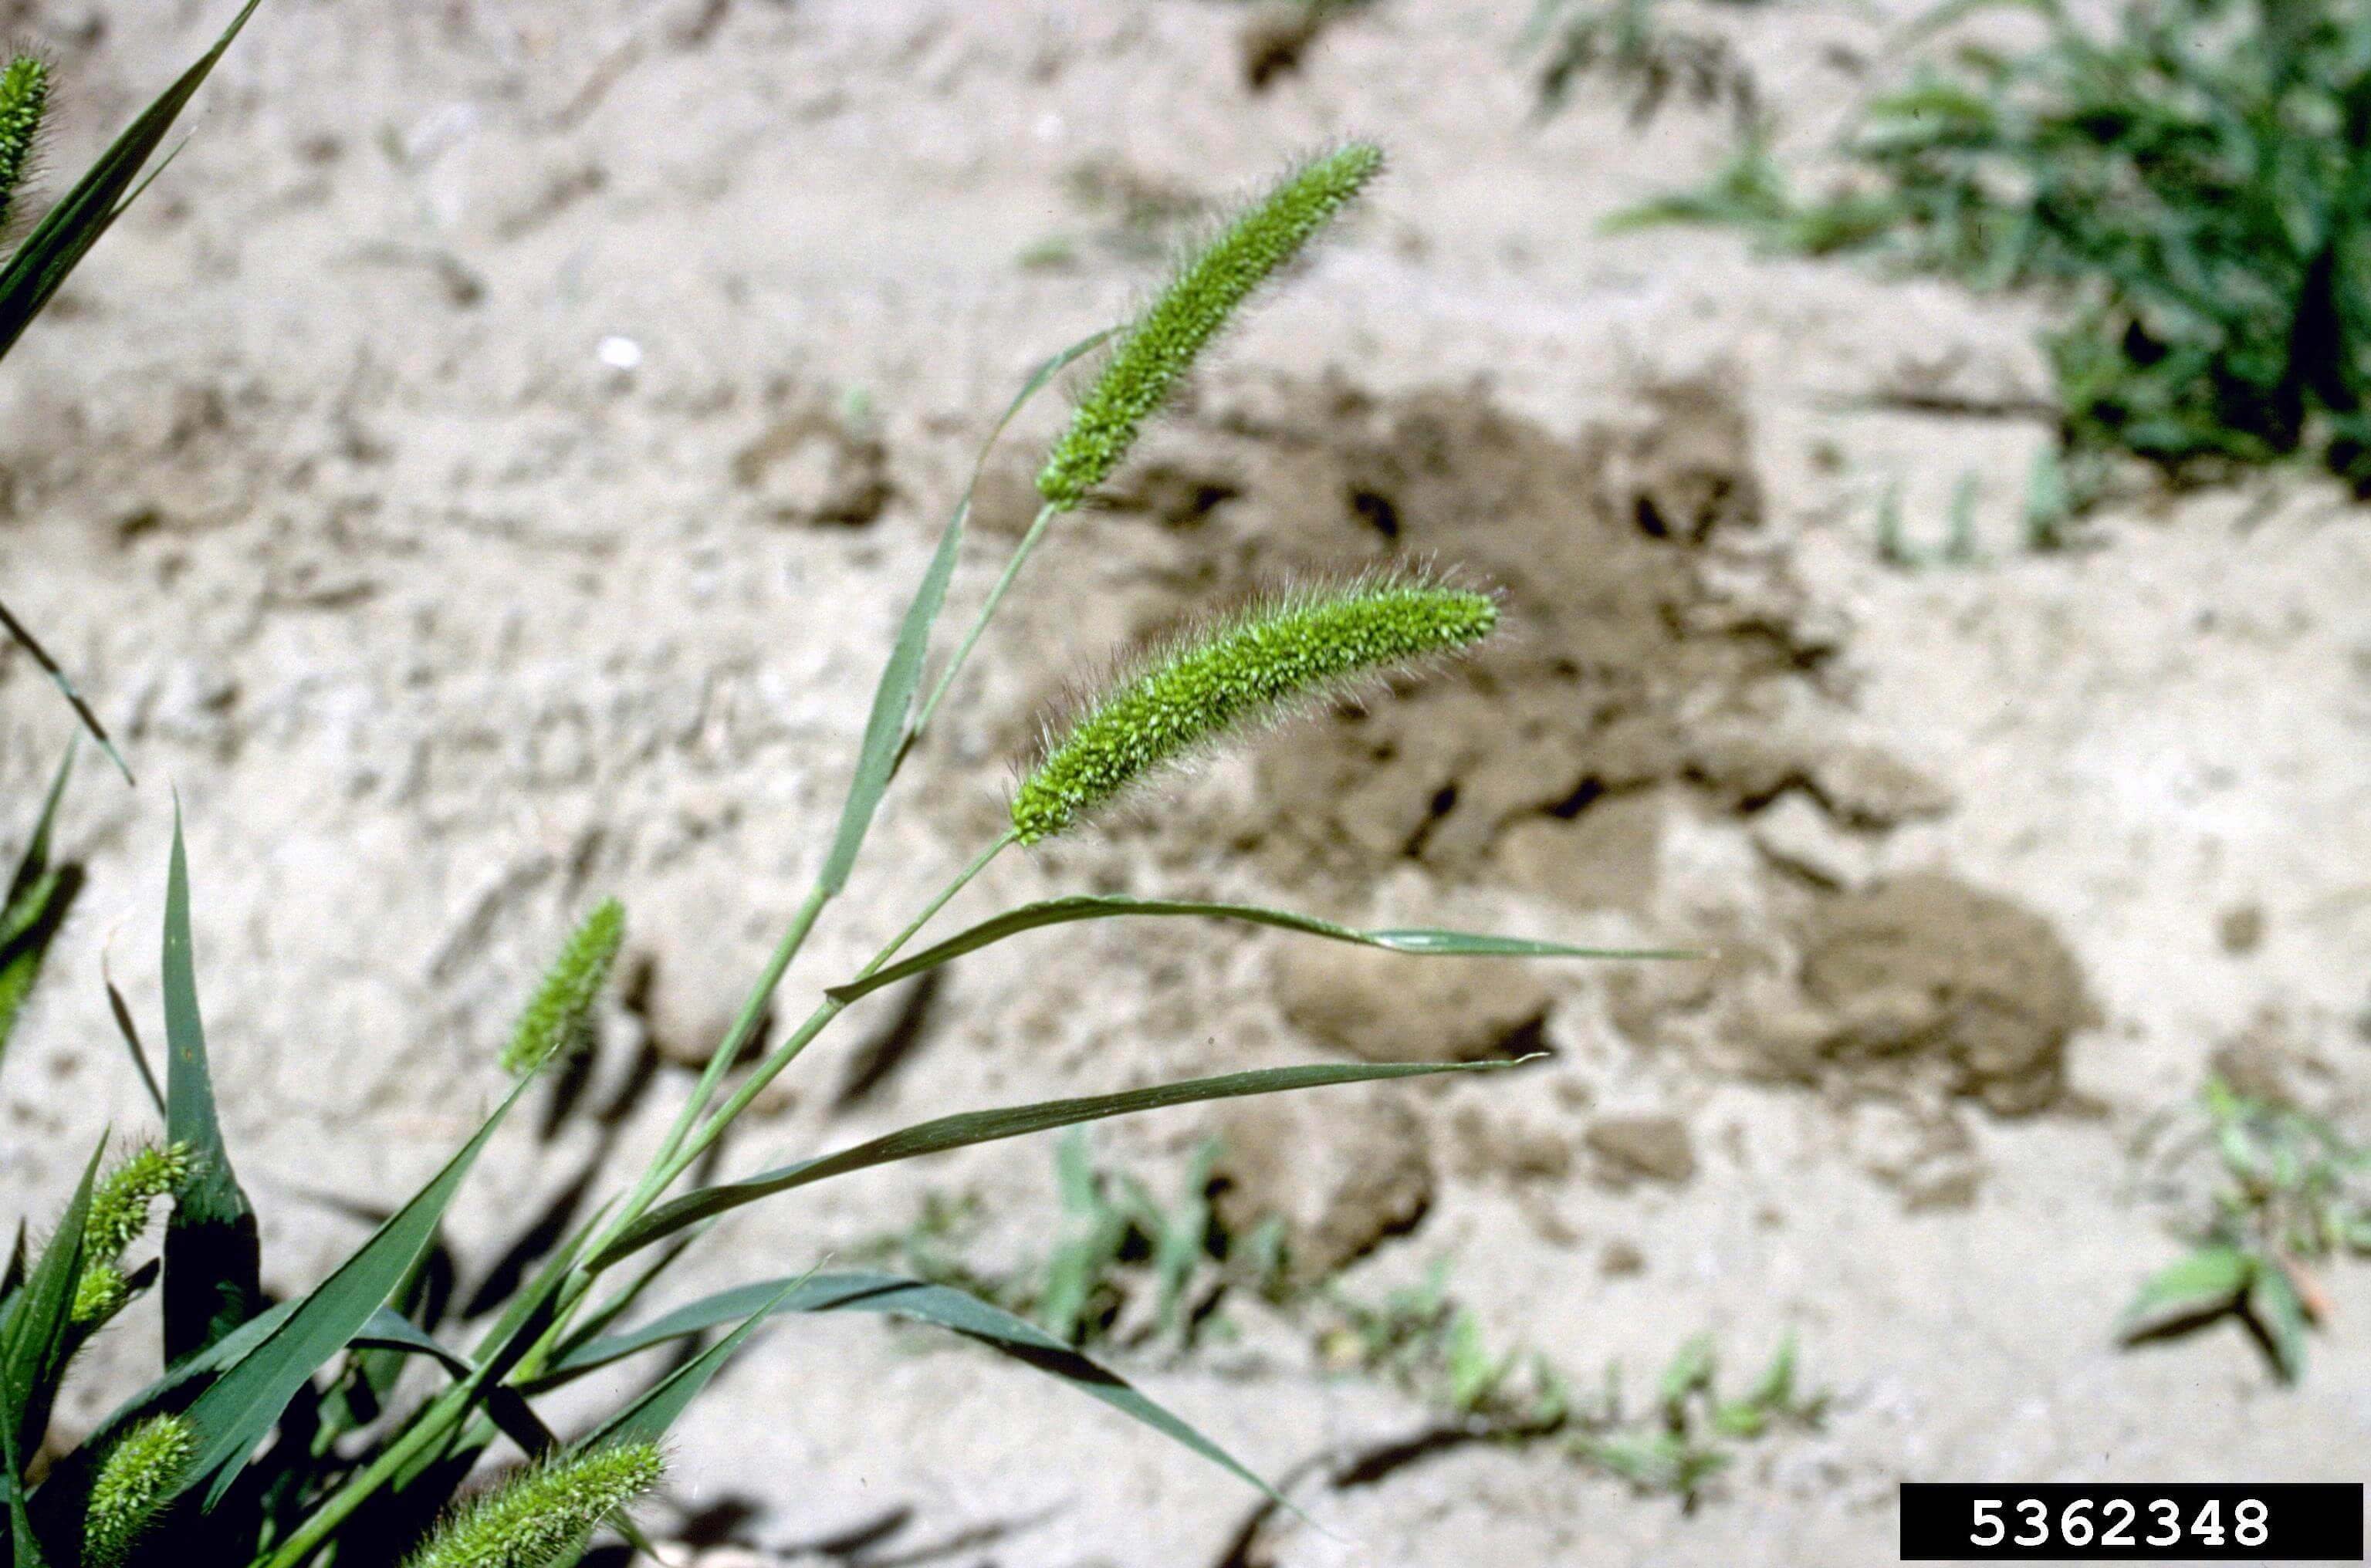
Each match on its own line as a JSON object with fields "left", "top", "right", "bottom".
{"left": 1899, "top": 1483, "right": 2364, "bottom": 1560}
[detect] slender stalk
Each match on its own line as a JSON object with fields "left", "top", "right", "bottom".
{"left": 648, "top": 881, "right": 830, "bottom": 1171}
{"left": 901, "top": 502, "right": 1061, "bottom": 760}
{"left": 256, "top": 1383, "right": 473, "bottom": 1568}
{"left": 651, "top": 831, "right": 1014, "bottom": 1195}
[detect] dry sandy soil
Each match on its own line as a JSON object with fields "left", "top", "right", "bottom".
{"left": 2, "top": 1, "right": 2368, "bottom": 1564}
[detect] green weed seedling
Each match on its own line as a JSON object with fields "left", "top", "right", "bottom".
{"left": 1526, "top": 0, "right": 1768, "bottom": 127}
{"left": 857, "top": 1147, "right": 1823, "bottom": 1510}
{"left": 2122, "top": 1078, "right": 2371, "bottom": 1381}
{"left": 1625, "top": 0, "right": 2371, "bottom": 502}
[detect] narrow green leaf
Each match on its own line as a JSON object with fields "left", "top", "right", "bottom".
{"left": 351, "top": 1308, "right": 470, "bottom": 1379}
{"left": 537, "top": 1270, "right": 1286, "bottom": 1501}
{"left": 2246, "top": 1261, "right": 2311, "bottom": 1383}
{"left": 827, "top": 894, "right": 1693, "bottom": 1004}
{"left": 0, "top": 747, "right": 85, "bottom": 1075}
{"left": 5, "top": 745, "right": 73, "bottom": 910}
{"left": 0, "top": 604, "right": 130, "bottom": 786}
{"left": 819, "top": 328, "right": 1111, "bottom": 894}
{"left": 2119, "top": 1244, "right": 2254, "bottom": 1337}
{"left": 160, "top": 805, "right": 261, "bottom": 1363}
{"left": 178, "top": 1077, "right": 529, "bottom": 1505}
{"left": 0, "top": 0, "right": 266, "bottom": 363}
{"left": 101, "top": 953, "right": 166, "bottom": 1122}
{"left": 1659, "top": 1333, "right": 1716, "bottom": 1413}
{"left": 1, "top": 1140, "right": 103, "bottom": 1472}
{"left": 578, "top": 1277, "right": 804, "bottom": 1448}
{"left": 0, "top": 863, "right": 76, "bottom": 1076}
{"left": 1, "top": 1361, "right": 45, "bottom": 1568}
{"left": 594, "top": 1057, "right": 1527, "bottom": 1269}
{"left": 1746, "top": 1330, "right": 1797, "bottom": 1410}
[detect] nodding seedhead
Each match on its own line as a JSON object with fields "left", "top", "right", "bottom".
{"left": 82, "top": 1414, "right": 195, "bottom": 1568}
{"left": 403, "top": 1441, "right": 667, "bottom": 1568}
{"left": 72, "top": 1141, "right": 196, "bottom": 1325}
{"left": 502, "top": 898, "right": 625, "bottom": 1076}
{"left": 0, "top": 55, "right": 49, "bottom": 234}
{"left": 1011, "top": 573, "right": 1497, "bottom": 844}
{"left": 1036, "top": 141, "right": 1383, "bottom": 509}
{"left": 83, "top": 1141, "right": 196, "bottom": 1262}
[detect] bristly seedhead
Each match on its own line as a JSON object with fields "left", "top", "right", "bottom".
{"left": 82, "top": 1414, "right": 195, "bottom": 1568}
{"left": 83, "top": 1141, "right": 195, "bottom": 1262}
{"left": 501, "top": 898, "right": 625, "bottom": 1076}
{"left": 0, "top": 55, "right": 49, "bottom": 234}
{"left": 403, "top": 1441, "right": 666, "bottom": 1568}
{"left": 1011, "top": 573, "right": 1497, "bottom": 844}
{"left": 72, "top": 1259, "right": 128, "bottom": 1325}
{"left": 1036, "top": 141, "right": 1383, "bottom": 509}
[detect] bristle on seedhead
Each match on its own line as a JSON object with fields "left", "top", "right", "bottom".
{"left": 1036, "top": 141, "right": 1383, "bottom": 509}
{"left": 501, "top": 898, "right": 625, "bottom": 1076}
{"left": 82, "top": 1414, "right": 194, "bottom": 1568}
{"left": 403, "top": 1441, "right": 667, "bottom": 1568}
{"left": 0, "top": 55, "right": 50, "bottom": 233}
{"left": 1011, "top": 573, "right": 1497, "bottom": 844}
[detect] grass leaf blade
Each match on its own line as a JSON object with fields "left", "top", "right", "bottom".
{"left": 0, "top": 602, "right": 130, "bottom": 785}
{"left": 540, "top": 1270, "right": 1287, "bottom": 1502}
{"left": 818, "top": 329, "right": 1111, "bottom": 894}
{"left": 827, "top": 894, "right": 1694, "bottom": 1004}
{"left": 0, "top": 0, "right": 265, "bottom": 363}
{"left": 160, "top": 804, "right": 261, "bottom": 1363}
{"left": 178, "top": 1077, "right": 529, "bottom": 1505}
{"left": 0, "top": 1139, "right": 103, "bottom": 1471}
{"left": 579, "top": 1276, "right": 803, "bottom": 1448}
{"left": 594, "top": 1058, "right": 1527, "bottom": 1269}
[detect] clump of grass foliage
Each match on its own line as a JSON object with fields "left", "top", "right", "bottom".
{"left": 1525, "top": 0, "right": 1769, "bottom": 128}
{"left": 860, "top": 1134, "right": 1824, "bottom": 1512}
{"left": 1618, "top": 0, "right": 2371, "bottom": 498}
{"left": 0, "top": 26, "right": 1684, "bottom": 1556}
{"left": 2121, "top": 1078, "right": 2371, "bottom": 1383}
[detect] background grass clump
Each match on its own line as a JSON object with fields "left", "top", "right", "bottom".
{"left": 1622, "top": 0, "right": 2371, "bottom": 497}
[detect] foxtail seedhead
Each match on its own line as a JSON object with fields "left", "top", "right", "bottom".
{"left": 502, "top": 898, "right": 625, "bottom": 1076}
{"left": 83, "top": 1141, "right": 194, "bottom": 1262}
{"left": 82, "top": 1415, "right": 195, "bottom": 1568}
{"left": 0, "top": 55, "right": 49, "bottom": 233}
{"left": 404, "top": 1441, "right": 666, "bottom": 1568}
{"left": 1012, "top": 574, "right": 1496, "bottom": 843}
{"left": 1036, "top": 141, "right": 1382, "bottom": 509}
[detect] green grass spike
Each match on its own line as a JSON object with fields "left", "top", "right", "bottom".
{"left": 83, "top": 1141, "right": 194, "bottom": 1259}
{"left": 83, "top": 1414, "right": 195, "bottom": 1568}
{"left": 501, "top": 898, "right": 625, "bottom": 1076}
{"left": 404, "top": 1442, "right": 665, "bottom": 1568}
{"left": 1013, "top": 574, "right": 1495, "bottom": 843}
{"left": 0, "top": 55, "right": 47, "bottom": 234}
{"left": 1037, "top": 142, "right": 1382, "bottom": 508}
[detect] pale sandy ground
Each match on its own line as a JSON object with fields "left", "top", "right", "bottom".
{"left": 1, "top": 2, "right": 2367, "bottom": 1565}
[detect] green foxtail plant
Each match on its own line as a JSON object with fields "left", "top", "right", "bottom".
{"left": 0, "top": 133, "right": 1688, "bottom": 1568}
